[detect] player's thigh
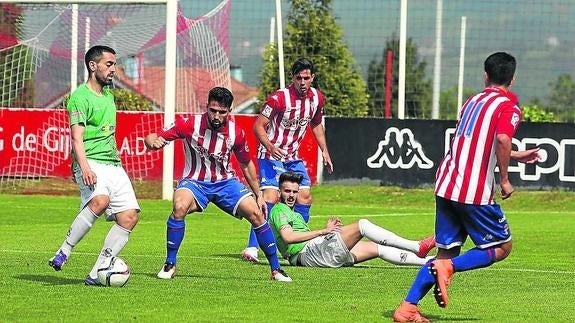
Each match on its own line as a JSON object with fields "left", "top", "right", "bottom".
{"left": 435, "top": 196, "right": 467, "bottom": 249}
{"left": 257, "top": 159, "right": 285, "bottom": 190}
{"left": 73, "top": 161, "right": 111, "bottom": 214}
{"left": 461, "top": 203, "right": 511, "bottom": 249}
{"left": 349, "top": 241, "right": 379, "bottom": 264}
{"left": 210, "top": 179, "right": 256, "bottom": 220}
{"left": 106, "top": 166, "right": 140, "bottom": 221}
{"left": 174, "top": 179, "right": 207, "bottom": 216}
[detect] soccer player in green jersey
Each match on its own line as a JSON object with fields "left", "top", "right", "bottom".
{"left": 48, "top": 45, "right": 140, "bottom": 286}
{"left": 269, "top": 172, "right": 435, "bottom": 268}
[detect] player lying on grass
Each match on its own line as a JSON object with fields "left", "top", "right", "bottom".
{"left": 268, "top": 171, "right": 435, "bottom": 268}
{"left": 144, "top": 86, "right": 291, "bottom": 282}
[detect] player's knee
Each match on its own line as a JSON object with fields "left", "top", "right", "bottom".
{"left": 117, "top": 210, "right": 138, "bottom": 229}
{"left": 245, "top": 209, "right": 265, "bottom": 226}
{"left": 297, "top": 190, "right": 312, "bottom": 204}
{"left": 495, "top": 241, "right": 512, "bottom": 261}
{"left": 172, "top": 198, "right": 192, "bottom": 219}
{"left": 88, "top": 195, "right": 110, "bottom": 215}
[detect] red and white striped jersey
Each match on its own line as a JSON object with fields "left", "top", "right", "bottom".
{"left": 435, "top": 86, "right": 522, "bottom": 205}
{"left": 257, "top": 85, "right": 325, "bottom": 161}
{"left": 157, "top": 113, "right": 251, "bottom": 182}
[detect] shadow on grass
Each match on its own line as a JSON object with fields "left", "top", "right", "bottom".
{"left": 382, "top": 309, "right": 481, "bottom": 322}
{"left": 16, "top": 274, "right": 83, "bottom": 286}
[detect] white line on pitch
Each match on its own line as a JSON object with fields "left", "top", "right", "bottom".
{"left": 2, "top": 249, "right": 573, "bottom": 275}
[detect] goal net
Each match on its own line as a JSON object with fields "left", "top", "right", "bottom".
{"left": 0, "top": 0, "right": 231, "bottom": 191}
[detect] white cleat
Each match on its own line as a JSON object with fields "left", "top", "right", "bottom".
{"left": 271, "top": 268, "right": 292, "bottom": 282}
{"left": 157, "top": 262, "right": 176, "bottom": 279}
{"left": 241, "top": 247, "right": 259, "bottom": 263}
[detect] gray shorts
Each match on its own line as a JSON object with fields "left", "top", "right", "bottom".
{"left": 296, "top": 232, "right": 355, "bottom": 268}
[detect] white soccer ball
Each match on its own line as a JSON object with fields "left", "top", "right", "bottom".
{"left": 97, "top": 256, "right": 131, "bottom": 287}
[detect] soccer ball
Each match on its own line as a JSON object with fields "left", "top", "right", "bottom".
{"left": 97, "top": 257, "right": 131, "bottom": 287}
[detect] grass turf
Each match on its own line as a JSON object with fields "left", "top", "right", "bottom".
{"left": 0, "top": 186, "right": 573, "bottom": 322}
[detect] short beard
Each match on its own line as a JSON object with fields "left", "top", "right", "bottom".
{"left": 96, "top": 74, "right": 113, "bottom": 87}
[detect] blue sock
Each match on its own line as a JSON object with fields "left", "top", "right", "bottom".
{"left": 246, "top": 229, "right": 258, "bottom": 248}
{"left": 294, "top": 203, "right": 311, "bottom": 223}
{"left": 166, "top": 216, "right": 185, "bottom": 264}
{"left": 254, "top": 221, "right": 281, "bottom": 270}
{"left": 452, "top": 247, "right": 496, "bottom": 272}
{"left": 405, "top": 260, "right": 435, "bottom": 304}
{"left": 246, "top": 202, "right": 275, "bottom": 249}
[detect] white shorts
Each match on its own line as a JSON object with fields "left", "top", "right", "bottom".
{"left": 73, "top": 160, "right": 140, "bottom": 220}
{"left": 296, "top": 232, "right": 355, "bottom": 268}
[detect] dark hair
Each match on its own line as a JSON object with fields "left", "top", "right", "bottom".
{"left": 291, "top": 58, "right": 315, "bottom": 76}
{"left": 279, "top": 171, "right": 303, "bottom": 186}
{"left": 208, "top": 87, "right": 234, "bottom": 108}
{"left": 85, "top": 45, "right": 116, "bottom": 72}
{"left": 484, "top": 52, "right": 516, "bottom": 86}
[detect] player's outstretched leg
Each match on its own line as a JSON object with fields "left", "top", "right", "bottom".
{"left": 253, "top": 221, "right": 292, "bottom": 282}
{"left": 157, "top": 216, "right": 185, "bottom": 279}
{"left": 241, "top": 202, "right": 275, "bottom": 263}
{"left": 49, "top": 207, "right": 99, "bottom": 271}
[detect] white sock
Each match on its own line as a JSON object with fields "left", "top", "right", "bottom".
{"left": 59, "top": 207, "right": 99, "bottom": 256}
{"left": 358, "top": 219, "right": 420, "bottom": 253}
{"left": 377, "top": 245, "right": 428, "bottom": 266}
{"left": 88, "top": 224, "right": 131, "bottom": 278}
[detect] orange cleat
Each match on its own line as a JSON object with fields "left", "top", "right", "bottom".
{"left": 392, "top": 301, "right": 430, "bottom": 322}
{"left": 417, "top": 235, "right": 436, "bottom": 258}
{"left": 429, "top": 259, "right": 454, "bottom": 308}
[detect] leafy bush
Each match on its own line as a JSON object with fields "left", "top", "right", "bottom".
{"left": 111, "top": 88, "right": 154, "bottom": 111}
{"left": 521, "top": 104, "right": 555, "bottom": 122}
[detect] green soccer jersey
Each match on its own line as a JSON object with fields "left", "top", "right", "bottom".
{"left": 67, "top": 84, "right": 121, "bottom": 166}
{"left": 269, "top": 203, "right": 310, "bottom": 259}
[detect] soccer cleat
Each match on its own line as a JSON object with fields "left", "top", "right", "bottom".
{"left": 429, "top": 259, "right": 454, "bottom": 308}
{"left": 157, "top": 262, "right": 176, "bottom": 279}
{"left": 48, "top": 250, "right": 68, "bottom": 271}
{"left": 84, "top": 275, "right": 104, "bottom": 286}
{"left": 392, "top": 301, "right": 430, "bottom": 322}
{"left": 271, "top": 268, "right": 292, "bottom": 282}
{"left": 416, "top": 235, "right": 436, "bottom": 258}
{"left": 241, "top": 247, "right": 259, "bottom": 263}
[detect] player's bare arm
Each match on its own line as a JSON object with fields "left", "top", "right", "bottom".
{"left": 279, "top": 221, "right": 339, "bottom": 244}
{"left": 496, "top": 133, "right": 513, "bottom": 199}
{"left": 312, "top": 123, "right": 333, "bottom": 173}
{"left": 511, "top": 148, "right": 541, "bottom": 164}
{"left": 71, "top": 124, "right": 96, "bottom": 186}
{"left": 240, "top": 160, "right": 267, "bottom": 217}
{"left": 253, "top": 114, "right": 285, "bottom": 160}
{"left": 144, "top": 133, "right": 168, "bottom": 150}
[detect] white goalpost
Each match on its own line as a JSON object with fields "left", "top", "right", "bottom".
{"left": 0, "top": 0, "right": 232, "bottom": 200}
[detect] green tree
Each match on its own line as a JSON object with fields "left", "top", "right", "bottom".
{"left": 367, "top": 34, "right": 432, "bottom": 118}
{"left": 258, "top": 0, "right": 368, "bottom": 117}
{"left": 548, "top": 74, "right": 575, "bottom": 122}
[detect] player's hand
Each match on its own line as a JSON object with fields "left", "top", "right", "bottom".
{"left": 500, "top": 181, "right": 514, "bottom": 200}
{"left": 150, "top": 136, "right": 168, "bottom": 149}
{"left": 512, "top": 148, "right": 541, "bottom": 164}
{"left": 323, "top": 152, "right": 334, "bottom": 174}
{"left": 269, "top": 146, "right": 286, "bottom": 160}
{"left": 256, "top": 195, "right": 267, "bottom": 219}
{"left": 81, "top": 167, "right": 97, "bottom": 187}
{"left": 324, "top": 217, "right": 341, "bottom": 233}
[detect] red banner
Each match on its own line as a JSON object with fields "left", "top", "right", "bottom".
{"left": 0, "top": 108, "right": 319, "bottom": 184}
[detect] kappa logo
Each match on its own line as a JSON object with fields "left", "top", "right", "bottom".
{"left": 367, "top": 127, "right": 433, "bottom": 169}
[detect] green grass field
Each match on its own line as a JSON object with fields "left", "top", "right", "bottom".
{"left": 0, "top": 186, "right": 574, "bottom": 322}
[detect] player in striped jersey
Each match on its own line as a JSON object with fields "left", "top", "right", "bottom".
{"left": 241, "top": 58, "right": 334, "bottom": 262}
{"left": 393, "top": 52, "right": 541, "bottom": 322}
{"left": 144, "top": 87, "right": 291, "bottom": 282}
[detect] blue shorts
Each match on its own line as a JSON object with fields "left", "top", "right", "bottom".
{"left": 176, "top": 178, "right": 252, "bottom": 218}
{"left": 435, "top": 196, "right": 511, "bottom": 249}
{"left": 257, "top": 159, "right": 311, "bottom": 190}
